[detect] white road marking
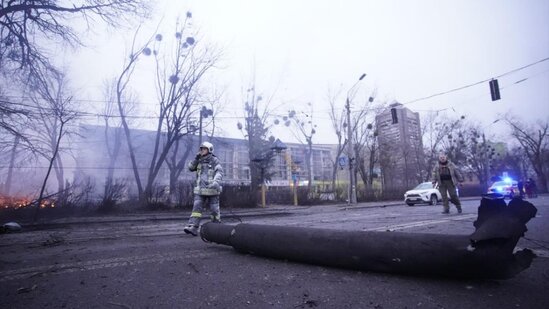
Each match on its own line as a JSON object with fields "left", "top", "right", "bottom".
{"left": 363, "top": 214, "right": 477, "bottom": 232}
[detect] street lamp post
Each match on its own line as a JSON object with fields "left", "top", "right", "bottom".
{"left": 346, "top": 73, "right": 366, "bottom": 205}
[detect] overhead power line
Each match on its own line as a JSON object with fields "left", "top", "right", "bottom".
{"left": 403, "top": 56, "right": 549, "bottom": 106}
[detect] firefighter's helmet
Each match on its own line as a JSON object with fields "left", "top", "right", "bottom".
{"left": 200, "top": 141, "right": 214, "bottom": 153}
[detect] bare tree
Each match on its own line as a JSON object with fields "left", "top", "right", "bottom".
{"left": 421, "top": 113, "right": 465, "bottom": 178}
{"left": 439, "top": 119, "right": 506, "bottom": 193}
{"left": 165, "top": 96, "right": 222, "bottom": 205}
{"left": 0, "top": 96, "right": 28, "bottom": 140}
{"left": 2, "top": 135, "right": 20, "bottom": 195}
{"left": 350, "top": 90, "right": 381, "bottom": 196}
{"left": 327, "top": 88, "right": 348, "bottom": 195}
{"left": 0, "top": 1, "right": 150, "bottom": 173}
{"left": 505, "top": 117, "right": 549, "bottom": 192}
{"left": 0, "top": 0, "right": 150, "bottom": 74}
{"left": 24, "top": 70, "right": 78, "bottom": 219}
{"left": 354, "top": 102, "right": 383, "bottom": 191}
{"left": 237, "top": 84, "right": 277, "bottom": 194}
{"left": 0, "top": 85, "right": 25, "bottom": 195}
{"left": 100, "top": 77, "right": 137, "bottom": 200}
{"left": 27, "top": 70, "right": 78, "bottom": 196}
{"left": 0, "top": 77, "right": 34, "bottom": 146}
{"left": 115, "top": 15, "right": 220, "bottom": 202}
{"left": 114, "top": 27, "right": 153, "bottom": 201}
{"left": 0, "top": 83, "right": 42, "bottom": 196}
{"left": 165, "top": 134, "right": 194, "bottom": 204}
{"left": 282, "top": 103, "right": 317, "bottom": 193}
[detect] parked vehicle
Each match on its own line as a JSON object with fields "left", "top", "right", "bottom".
{"left": 487, "top": 180, "right": 519, "bottom": 198}
{"left": 404, "top": 182, "right": 442, "bottom": 206}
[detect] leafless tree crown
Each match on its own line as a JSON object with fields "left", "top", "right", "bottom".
{"left": 0, "top": 0, "right": 150, "bottom": 73}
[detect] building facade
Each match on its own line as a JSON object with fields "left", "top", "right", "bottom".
{"left": 375, "top": 103, "right": 424, "bottom": 189}
{"left": 73, "top": 124, "right": 336, "bottom": 199}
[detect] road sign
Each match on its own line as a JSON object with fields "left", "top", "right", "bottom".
{"left": 338, "top": 156, "right": 347, "bottom": 168}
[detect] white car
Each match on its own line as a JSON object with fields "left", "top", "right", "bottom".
{"left": 404, "top": 182, "right": 442, "bottom": 206}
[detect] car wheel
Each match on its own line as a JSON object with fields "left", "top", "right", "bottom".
{"left": 429, "top": 194, "right": 438, "bottom": 206}
{"left": 406, "top": 202, "right": 414, "bottom": 206}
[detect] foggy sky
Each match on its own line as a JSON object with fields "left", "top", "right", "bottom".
{"left": 69, "top": 0, "right": 549, "bottom": 145}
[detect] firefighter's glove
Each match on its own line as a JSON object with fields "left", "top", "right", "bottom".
{"left": 209, "top": 181, "right": 220, "bottom": 191}
{"left": 195, "top": 153, "right": 201, "bottom": 161}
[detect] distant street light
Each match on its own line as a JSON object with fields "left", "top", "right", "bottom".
{"left": 345, "top": 73, "right": 366, "bottom": 205}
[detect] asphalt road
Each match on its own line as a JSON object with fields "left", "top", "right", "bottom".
{"left": 1, "top": 196, "right": 548, "bottom": 308}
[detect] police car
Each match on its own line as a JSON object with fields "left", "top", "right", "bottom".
{"left": 487, "top": 178, "right": 519, "bottom": 199}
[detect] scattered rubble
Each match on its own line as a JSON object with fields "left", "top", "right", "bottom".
{"left": 1, "top": 221, "right": 22, "bottom": 233}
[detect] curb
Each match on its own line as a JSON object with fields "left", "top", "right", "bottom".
{"left": 3, "top": 196, "right": 486, "bottom": 231}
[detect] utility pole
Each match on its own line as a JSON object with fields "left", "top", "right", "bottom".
{"left": 199, "top": 110, "right": 203, "bottom": 145}
{"left": 482, "top": 133, "right": 490, "bottom": 192}
{"left": 345, "top": 73, "right": 366, "bottom": 204}
{"left": 346, "top": 97, "right": 357, "bottom": 204}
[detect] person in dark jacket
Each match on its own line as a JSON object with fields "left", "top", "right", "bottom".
{"left": 517, "top": 179, "right": 525, "bottom": 198}
{"left": 431, "top": 153, "right": 464, "bottom": 214}
{"left": 184, "top": 141, "right": 223, "bottom": 236}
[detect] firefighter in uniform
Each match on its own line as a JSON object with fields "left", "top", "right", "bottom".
{"left": 184, "top": 141, "right": 223, "bottom": 236}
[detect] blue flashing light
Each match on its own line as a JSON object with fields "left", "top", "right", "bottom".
{"left": 503, "top": 177, "right": 512, "bottom": 183}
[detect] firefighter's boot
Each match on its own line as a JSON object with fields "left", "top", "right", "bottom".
{"left": 184, "top": 224, "right": 199, "bottom": 236}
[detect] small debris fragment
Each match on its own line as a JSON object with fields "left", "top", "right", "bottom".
{"left": 42, "top": 234, "right": 65, "bottom": 246}
{"left": 17, "top": 284, "right": 37, "bottom": 294}
{"left": 1, "top": 222, "right": 22, "bottom": 233}
{"left": 187, "top": 262, "right": 199, "bottom": 273}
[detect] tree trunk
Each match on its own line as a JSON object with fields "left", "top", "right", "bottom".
{"left": 331, "top": 164, "right": 338, "bottom": 199}
{"left": 306, "top": 143, "right": 313, "bottom": 193}
{"left": 53, "top": 155, "right": 64, "bottom": 193}
{"left": 34, "top": 121, "right": 65, "bottom": 222}
{"left": 367, "top": 148, "right": 376, "bottom": 189}
{"left": 4, "top": 135, "right": 19, "bottom": 195}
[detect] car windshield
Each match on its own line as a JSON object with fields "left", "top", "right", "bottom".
{"left": 413, "top": 183, "right": 433, "bottom": 190}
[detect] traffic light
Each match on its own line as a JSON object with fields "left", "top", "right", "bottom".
{"left": 489, "top": 79, "right": 501, "bottom": 101}
{"left": 391, "top": 107, "right": 398, "bottom": 124}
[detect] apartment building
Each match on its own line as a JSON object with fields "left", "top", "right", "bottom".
{"left": 375, "top": 102, "right": 424, "bottom": 189}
